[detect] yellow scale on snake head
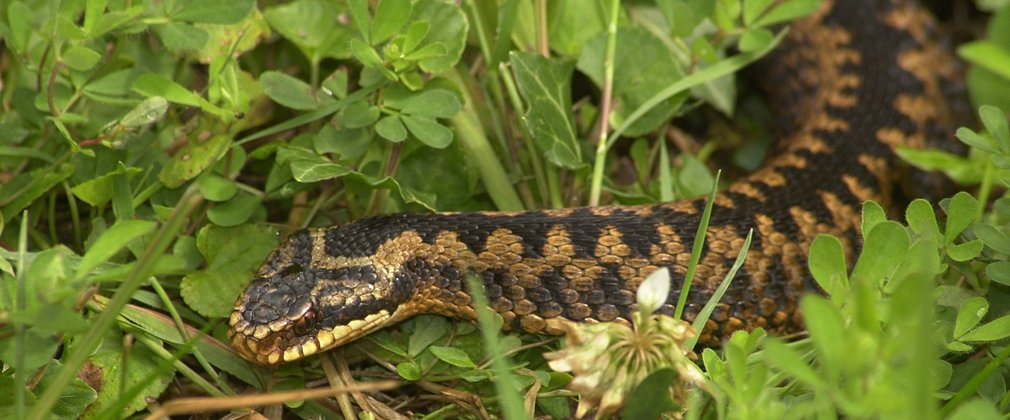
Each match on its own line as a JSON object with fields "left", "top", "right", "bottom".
{"left": 228, "top": 0, "right": 966, "bottom": 365}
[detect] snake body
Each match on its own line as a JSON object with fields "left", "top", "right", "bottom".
{"left": 229, "top": 0, "right": 964, "bottom": 365}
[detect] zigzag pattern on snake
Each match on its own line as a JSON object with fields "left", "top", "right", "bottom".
{"left": 228, "top": 0, "right": 965, "bottom": 365}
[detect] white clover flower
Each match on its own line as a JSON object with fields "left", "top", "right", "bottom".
{"left": 544, "top": 267, "right": 706, "bottom": 418}
{"left": 637, "top": 267, "right": 671, "bottom": 316}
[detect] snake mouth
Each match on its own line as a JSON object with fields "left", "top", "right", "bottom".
{"left": 229, "top": 309, "right": 395, "bottom": 365}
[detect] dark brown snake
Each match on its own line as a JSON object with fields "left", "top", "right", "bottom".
{"left": 228, "top": 0, "right": 965, "bottom": 365}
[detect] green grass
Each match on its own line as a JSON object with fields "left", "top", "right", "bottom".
{"left": 3, "top": 0, "right": 1010, "bottom": 418}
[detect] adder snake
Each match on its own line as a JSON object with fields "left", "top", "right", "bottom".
{"left": 228, "top": 0, "right": 965, "bottom": 365}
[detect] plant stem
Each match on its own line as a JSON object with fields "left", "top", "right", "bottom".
{"left": 977, "top": 159, "right": 994, "bottom": 221}
{"left": 589, "top": 0, "right": 622, "bottom": 206}
{"left": 536, "top": 0, "right": 549, "bottom": 56}
{"left": 14, "top": 212, "right": 29, "bottom": 420}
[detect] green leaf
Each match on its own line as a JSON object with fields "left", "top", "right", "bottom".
{"left": 959, "top": 41, "right": 1010, "bottom": 82}
{"left": 954, "top": 296, "right": 988, "bottom": 338}
{"left": 885, "top": 239, "right": 942, "bottom": 293}
{"left": 85, "top": 0, "right": 110, "bottom": 33}
{"left": 70, "top": 166, "right": 142, "bottom": 207}
{"left": 371, "top": 0, "right": 411, "bottom": 44}
{"left": 932, "top": 359, "right": 954, "bottom": 390}
{"left": 396, "top": 144, "right": 481, "bottom": 211}
{"left": 547, "top": 0, "right": 609, "bottom": 56}
{"left": 351, "top": 38, "right": 386, "bottom": 69}
{"left": 961, "top": 314, "right": 1010, "bottom": 342}
{"left": 861, "top": 201, "right": 887, "bottom": 238}
{"left": 260, "top": 71, "right": 325, "bottom": 111}
{"left": 1, "top": 163, "right": 75, "bottom": 223}
{"left": 948, "top": 398, "right": 1003, "bottom": 420}
{"left": 12, "top": 301, "right": 90, "bottom": 335}
{"left": 315, "top": 125, "right": 371, "bottom": 161}
{"left": 675, "top": 155, "right": 715, "bottom": 198}
{"left": 368, "top": 332, "right": 408, "bottom": 357}
{"left": 980, "top": 105, "right": 1010, "bottom": 151}
{"left": 946, "top": 192, "right": 979, "bottom": 243}
{"left": 348, "top": 0, "right": 371, "bottom": 41}
{"left": 947, "top": 239, "right": 984, "bottom": 262}
{"left": 78, "top": 344, "right": 171, "bottom": 418}
{"left": 193, "top": 9, "right": 270, "bottom": 64}
{"left": 985, "top": 261, "right": 1010, "bottom": 286}
{"left": 0, "top": 328, "right": 59, "bottom": 370}
{"left": 45, "top": 375, "right": 96, "bottom": 420}
{"left": 400, "top": 90, "right": 461, "bottom": 118}
{"left": 739, "top": 27, "right": 774, "bottom": 52}
{"left": 173, "top": 0, "right": 254, "bottom": 24}
{"left": 118, "top": 96, "right": 169, "bottom": 128}
{"left": 196, "top": 174, "right": 238, "bottom": 202}
{"left": 621, "top": 369, "right": 679, "bottom": 419}
{"left": 376, "top": 116, "right": 408, "bottom": 142}
{"left": 808, "top": 234, "right": 848, "bottom": 297}
{"left": 906, "top": 198, "right": 940, "bottom": 241}
{"left": 20, "top": 246, "right": 71, "bottom": 305}
{"left": 63, "top": 45, "right": 102, "bottom": 71}
{"left": 89, "top": 7, "right": 146, "bottom": 39}
{"left": 408, "top": 315, "right": 449, "bottom": 357}
{"left": 801, "top": 295, "right": 845, "bottom": 382}
{"left": 410, "top": 1, "right": 468, "bottom": 73}
{"left": 968, "top": 64, "right": 1010, "bottom": 117}
{"left": 7, "top": 2, "right": 32, "bottom": 53}
{"left": 76, "top": 220, "right": 156, "bottom": 278}
{"left": 323, "top": 68, "right": 349, "bottom": 99}
{"left": 577, "top": 27, "right": 687, "bottom": 136}
{"left": 290, "top": 159, "right": 352, "bottom": 183}
{"left": 153, "top": 22, "right": 209, "bottom": 52}
{"left": 279, "top": 145, "right": 355, "bottom": 183}
{"left": 159, "top": 134, "right": 233, "bottom": 188}
{"left": 511, "top": 52, "right": 581, "bottom": 168}
{"left": 181, "top": 224, "right": 280, "bottom": 318}
{"left": 133, "top": 73, "right": 211, "bottom": 110}
{"left": 340, "top": 101, "right": 381, "bottom": 128}
{"left": 206, "top": 191, "right": 261, "bottom": 227}
{"left": 59, "top": 22, "right": 89, "bottom": 43}
{"left": 896, "top": 147, "right": 984, "bottom": 184}
{"left": 763, "top": 339, "right": 825, "bottom": 390}
{"left": 743, "top": 0, "right": 775, "bottom": 25}
{"left": 955, "top": 127, "right": 999, "bottom": 154}
{"left": 404, "top": 41, "right": 448, "bottom": 62}
{"left": 429, "top": 346, "right": 477, "bottom": 368}
{"left": 402, "top": 21, "right": 429, "bottom": 55}
{"left": 83, "top": 69, "right": 141, "bottom": 100}
{"left": 264, "top": 0, "right": 352, "bottom": 60}
{"left": 852, "top": 221, "right": 910, "bottom": 284}
{"left": 397, "top": 361, "right": 422, "bottom": 381}
{"left": 751, "top": 0, "right": 820, "bottom": 26}
{"left": 947, "top": 341, "right": 974, "bottom": 353}
{"left": 402, "top": 115, "right": 453, "bottom": 148}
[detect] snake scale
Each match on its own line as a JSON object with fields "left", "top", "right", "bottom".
{"left": 228, "top": 0, "right": 965, "bottom": 365}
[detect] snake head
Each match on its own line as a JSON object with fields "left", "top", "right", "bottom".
{"left": 228, "top": 262, "right": 415, "bottom": 365}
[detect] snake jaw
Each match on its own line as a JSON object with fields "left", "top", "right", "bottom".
{"left": 229, "top": 306, "right": 400, "bottom": 365}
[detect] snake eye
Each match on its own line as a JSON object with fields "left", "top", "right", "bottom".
{"left": 280, "top": 264, "right": 303, "bottom": 277}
